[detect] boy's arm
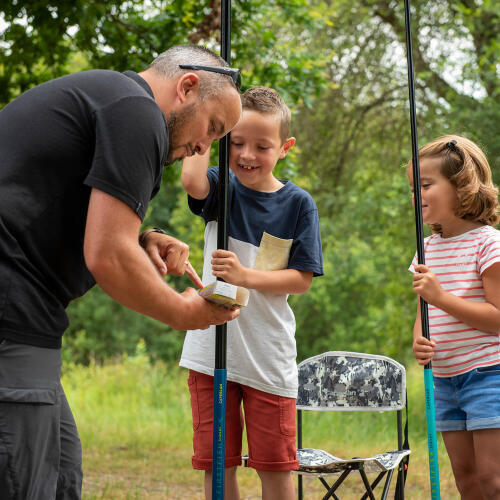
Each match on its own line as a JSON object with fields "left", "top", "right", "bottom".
{"left": 244, "top": 268, "right": 313, "bottom": 294}
{"left": 413, "top": 263, "right": 500, "bottom": 333}
{"left": 180, "top": 147, "right": 211, "bottom": 200}
{"left": 211, "top": 249, "right": 313, "bottom": 294}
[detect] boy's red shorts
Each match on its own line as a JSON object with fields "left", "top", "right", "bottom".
{"left": 187, "top": 370, "right": 298, "bottom": 472}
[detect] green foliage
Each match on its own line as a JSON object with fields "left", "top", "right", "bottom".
{"left": 63, "top": 343, "right": 192, "bottom": 450}
{"left": 63, "top": 286, "right": 185, "bottom": 365}
{"left": 292, "top": 168, "right": 418, "bottom": 363}
{"left": 0, "top": 1, "right": 333, "bottom": 107}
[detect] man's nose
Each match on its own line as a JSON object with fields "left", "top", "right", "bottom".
{"left": 195, "top": 141, "right": 209, "bottom": 156}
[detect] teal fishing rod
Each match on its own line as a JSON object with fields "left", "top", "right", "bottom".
{"left": 403, "top": 1, "right": 441, "bottom": 498}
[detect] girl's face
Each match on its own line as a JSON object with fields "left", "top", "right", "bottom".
{"left": 407, "top": 157, "right": 460, "bottom": 230}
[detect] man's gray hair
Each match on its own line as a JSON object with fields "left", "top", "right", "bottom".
{"left": 149, "top": 45, "right": 236, "bottom": 100}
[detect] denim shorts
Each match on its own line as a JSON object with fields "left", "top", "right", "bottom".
{"left": 434, "top": 364, "right": 500, "bottom": 432}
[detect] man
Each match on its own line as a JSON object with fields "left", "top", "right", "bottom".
{"left": 0, "top": 45, "right": 241, "bottom": 498}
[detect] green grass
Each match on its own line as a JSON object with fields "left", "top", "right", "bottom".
{"left": 63, "top": 350, "right": 458, "bottom": 499}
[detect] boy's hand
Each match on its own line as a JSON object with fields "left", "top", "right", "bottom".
{"left": 413, "top": 335, "right": 436, "bottom": 365}
{"left": 211, "top": 249, "right": 247, "bottom": 286}
{"left": 413, "top": 264, "right": 444, "bottom": 306}
{"left": 142, "top": 231, "right": 203, "bottom": 288}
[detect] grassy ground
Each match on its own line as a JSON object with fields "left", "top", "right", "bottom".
{"left": 63, "top": 350, "right": 458, "bottom": 499}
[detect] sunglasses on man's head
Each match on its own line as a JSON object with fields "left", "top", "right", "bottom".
{"left": 179, "top": 64, "right": 241, "bottom": 90}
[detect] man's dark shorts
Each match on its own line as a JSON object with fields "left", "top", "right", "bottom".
{"left": 0, "top": 339, "right": 82, "bottom": 499}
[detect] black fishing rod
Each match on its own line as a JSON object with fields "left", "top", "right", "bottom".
{"left": 403, "top": 0, "right": 440, "bottom": 497}
{"left": 212, "top": 1, "right": 232, "bottom": 498}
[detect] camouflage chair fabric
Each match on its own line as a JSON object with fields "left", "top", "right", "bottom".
{"left": 296, "top": 351, "right": 410, "bottom": 500}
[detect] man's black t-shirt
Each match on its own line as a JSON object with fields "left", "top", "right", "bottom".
{"left": 0, "top": 70, "right": 169, "bottom": 348}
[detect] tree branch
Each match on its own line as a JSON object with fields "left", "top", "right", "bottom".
{"left": 187, "top": 0, "right": 220, "bottom": 44}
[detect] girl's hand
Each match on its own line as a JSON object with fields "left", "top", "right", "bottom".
{"left": 211, "top": 250, "right": 247, "bottom": 286}
{"left": 413, "top": 264, "right": 445, "bottom": 306}
{"left": 413, "top": 335, "right": 436, "bottom": 365}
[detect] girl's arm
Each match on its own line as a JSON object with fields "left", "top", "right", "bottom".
{"left": 211, "top": 249, "right": 313, "bottom": 294}
{"left": 180, "top": 147, "right": 211, "bottom": 200}
{"left": 413, "top": 263, "right": 500, "bottom": 333}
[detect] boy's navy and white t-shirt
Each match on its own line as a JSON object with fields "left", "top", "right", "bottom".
{"left": 180, "top": 167, "right": 323, "bottom": 398}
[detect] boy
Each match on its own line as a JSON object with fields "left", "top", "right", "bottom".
{"left": 179, "top": 86, "right": 323, "bottom": 499}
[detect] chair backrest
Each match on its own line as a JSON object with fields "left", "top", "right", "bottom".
{"left": 296, "top": 351, "right": 406, "bottom": 412}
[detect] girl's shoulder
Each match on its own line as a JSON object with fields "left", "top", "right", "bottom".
{"left": 424, "top": 233, "right": 440, "bottom": 244}
{"left": 478, "top": 225, "right": 500, "bottom": 237}
{"left": 477, "top": 226, "right": 500, "bottom": 273}
{"left": 475, "top": 225, "right": 500, "bottom": 246}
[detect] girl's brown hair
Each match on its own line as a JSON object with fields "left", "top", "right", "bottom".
{"left": 417, "top": 135, "right": 499, "bottom": 233}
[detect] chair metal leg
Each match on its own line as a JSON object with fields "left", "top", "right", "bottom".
{"left": 359, "top": 469, "right": 376, "bottom": 500}
{"left": 396, "top": 409, "right": 406, "bottom": 500}
{"left": 397, "top": 464, "right": 405, "bottom": 500}
{"left": 320, "top": 470, "right": 350, "bottom": 500}
{"left": 381, "top": 469, "right": 394, "bottom": 500}
{"left": 297, "top": 410, "right": 303, "bottom": 500}
{"left": 360, "top": 472, "right": 386, "bottom": 500}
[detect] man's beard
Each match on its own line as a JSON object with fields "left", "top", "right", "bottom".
{"left": 164, "top": 102, "right": 198, "bottom": 165}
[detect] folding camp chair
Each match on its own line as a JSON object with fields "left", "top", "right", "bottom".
{"left": 295, "top": 351, "right": 410, "bottom": 500}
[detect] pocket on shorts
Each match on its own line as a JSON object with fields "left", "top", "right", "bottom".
{"left": 476, "top": 364, "right": 500, "bottom": 375}
{"left": 188, "top": 373, "right": 200, "bottom": 431}
{"left": 279, "top": 396, "right": 296, "bottom": 437}
{"left": 0, "top": 387, "right": 57, "bottom": 405}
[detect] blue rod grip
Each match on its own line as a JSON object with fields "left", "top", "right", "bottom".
{"left": 424, "top": 368, "right": 441, "bottom": 499}
{"left": 212, "top": 369, "right": 227, "bottom": 500}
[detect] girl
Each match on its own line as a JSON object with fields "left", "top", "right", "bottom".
{"left": 408, "top": 135, "right": 500, "bottom": 499}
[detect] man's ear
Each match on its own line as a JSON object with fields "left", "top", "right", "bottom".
{"left": 280, "top": 137, "right": 296, "bottom": 159}
{"left": 176, "top": 73, "right": 200, "bottom": 103}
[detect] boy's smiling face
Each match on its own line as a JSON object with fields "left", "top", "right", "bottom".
{"left": 229, "top": 110, "right": 294, "bottom": 192}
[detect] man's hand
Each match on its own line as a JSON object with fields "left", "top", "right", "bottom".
{"left": 178, "top": 288, "right": 240, "bottom": 330}
{"left": 413, "top": 335, "right": 436, "bottom": 366}
{"left": 413, "top": 264, "right": 445, "bottom": 306}
{"left": 211, "top": 249, "right": 247, "bottom": 286}
{"left": 142, "top": 231, "right": 203, "bottom": 288}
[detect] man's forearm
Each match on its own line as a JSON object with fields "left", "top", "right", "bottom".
{"left": 88, "top": 236, "right": 189, "bottom": 330}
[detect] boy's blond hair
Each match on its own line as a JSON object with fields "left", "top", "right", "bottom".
{"left": 241, "top": 86, "right": 291, "bottom": 144}
{"left": 416, "top": 134, "right": 499, "bottom": 233}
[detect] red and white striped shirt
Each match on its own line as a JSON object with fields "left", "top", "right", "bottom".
{"left": 410, "top": 225, "right": 500, "bottom": 377}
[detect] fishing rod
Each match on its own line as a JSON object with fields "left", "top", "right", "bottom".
{"left": 212, "top": 0, "right": 232, "bottom": 498}
{"left": 403, "top": 0, "right": 441, "bottom": 498}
